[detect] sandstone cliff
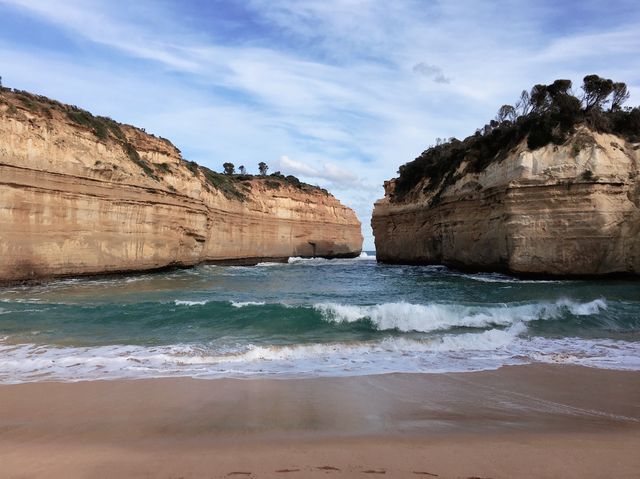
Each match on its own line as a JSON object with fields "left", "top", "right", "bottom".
{"left": 0, "top": 89, "right": 362, "bottom": 283}
{"left": 372, "top": 128, "right": 640, "bottom": 276}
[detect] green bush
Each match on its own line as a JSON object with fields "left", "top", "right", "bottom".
{"left": 123, "top": 142, "right": 157, "bottom": 179}
{"left": 156, "top": 162, "right": 171, "bottom": 173}
{"left": 200, "top": 166, "right": 247, "bottom": 201}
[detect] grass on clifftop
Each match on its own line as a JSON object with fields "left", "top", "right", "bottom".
{"left": 393, "top": 75, "right": 640, "bottom": 204}
{"left": 187, "top": 166, "right": 329, "bottom": 201}
{"left": 1, "top": 86, "right": 330, "bottom": 201}
{"left": 0, "top": 87, "right": 171, "bottom": 181}
{"left": 263, "top": 171, "right": 330, "bottom": 195}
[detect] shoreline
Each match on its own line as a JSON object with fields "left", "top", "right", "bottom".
{"left": 0, "top": 251, "right": 365, "bottom": 288}
{"left": 1, "top": 364, "right": 639, "bottom": 478}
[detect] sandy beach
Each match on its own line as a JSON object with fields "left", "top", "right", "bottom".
{"left": 1, "top": 364, "right": 639, "bottom": 478}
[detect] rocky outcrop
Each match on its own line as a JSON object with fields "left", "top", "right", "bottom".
{"left": 0, "top": 89, "right": 362, "bottom": 283}
{"left": 372, "top": 128, "right": 640, "bottom": 276}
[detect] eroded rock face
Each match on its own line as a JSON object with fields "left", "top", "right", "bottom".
{"left": 372, "top": 128, "right": 640, "bottom": 276}
{"left": 0, "top": 91, "right": 362, "bottom": 283}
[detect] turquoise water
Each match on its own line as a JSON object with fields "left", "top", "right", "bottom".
{"left": 0, "top": 253, "right": 639, "bottom": 383}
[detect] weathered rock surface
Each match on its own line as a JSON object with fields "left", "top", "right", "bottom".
{"left": 0, "top": 90, "right": 362, "bottom": 283}
{"left": 372, "top": 128, "right": 640, "bottom": 276}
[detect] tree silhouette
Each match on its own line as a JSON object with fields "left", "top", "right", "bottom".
{"left": 223, "top": 162, "right": 235, "bottom": 175}
{"left": 515, "top": 90, "right": 532, "bottom": 116}
{"left": 496, "top": 104, "right": 517, "bottom": 124}
{"left": 530, "top": 84, "right": 551, "bottom": 113}
{"left": 239, "top": 165, "right": 246, "bottom": 175}
{"left": 582, "top": 74, "right": 614, "bottom": 111}
{"left": 611, "top": 82, "right": 630, "bottom": 111}
{"left": 546, "top": 79, "right": 572, "bottom": 99}
{"left": 258, "top": 162, "right": 268, "bottom": 175}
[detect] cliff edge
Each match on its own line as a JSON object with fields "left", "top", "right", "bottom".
{"left": 372, "top": 76, "right": 640, "bottom": 276}
{"left": 0, "top": 88, "right": 363, "bottom": 283}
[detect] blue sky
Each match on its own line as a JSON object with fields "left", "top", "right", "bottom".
{"left": 1, "top": 0, "right": 639, "bottom": 249}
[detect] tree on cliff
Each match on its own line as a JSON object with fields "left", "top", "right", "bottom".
{"left": 611, "top": 83, "right": 630, "bottom": 111}
{"left": 223, "top": 162, "right": 235, "bottom": 175}
{"left": 392, "top": 74, "right": 639, "bottom": 203}
{"left": 496, "top": 105, "right": 517, "bottom": 124}
{"left": 515, "top": 90, "right": 532, "bottom": 116}
{"left": 239, "top": 165, "right": 246, "bottom": 175}
{"left": 258, "top": 162, "right": 268, "bottom": 175}
{"left": 581, "top": 74, "right": 614, "bottom": 111}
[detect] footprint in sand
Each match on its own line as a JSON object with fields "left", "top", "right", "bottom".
{"left": 276, "top": 469, "right": 301, "bottom": 473}
{"left": 227, "top": 473, "right": 252, "bottom": 477}
{"left": 413, "top": 473, "right": 439, "bottom": 477}
{"left": 317, "top": 466, "right": 341, "bottom": 471}
{"left": 362, "top": 470, "right": 386, "bottom": 474}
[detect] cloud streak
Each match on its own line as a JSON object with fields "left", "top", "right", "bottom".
{"left": 278, "top": 155, "right": 359, "bottom": 187}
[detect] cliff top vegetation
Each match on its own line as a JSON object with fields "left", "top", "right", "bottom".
{"left": 0, "top": 86, "right": 327, "bottom": 200}
{"left": 392, "top": 75, "right": 640, "bottom": 203}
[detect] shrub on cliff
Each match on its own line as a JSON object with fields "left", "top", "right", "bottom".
{"left": 393, "top": 75, "right": 639, "bottom": 203}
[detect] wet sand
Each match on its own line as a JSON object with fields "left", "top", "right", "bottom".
{"left": 1, "top": 364, "right": 639, "bottom": 478}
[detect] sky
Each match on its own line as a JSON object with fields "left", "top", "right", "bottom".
{"left": 1, "top": 0, "right": 639, "bottom": 249}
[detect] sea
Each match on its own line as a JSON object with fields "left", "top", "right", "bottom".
{"left": 0, "top": 252, "right": 639, "bottom": 384}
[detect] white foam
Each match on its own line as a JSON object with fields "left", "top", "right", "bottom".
{"left": 314, "top": 299, "right": 607, "bottom": 333}
{"left": 458, "top": 273, "right": 567, "bottom": 284}
{"left": 255, "top": 254, "right": 374, "bottom": 267}
{"left": 231, "top": 301, "right": 267, "bottom": 308}
{"left": 287, "top": 254, "right": 376, "bottom": 265}
{"left": 174, "top": 300, "right": 208, "bottom": 306}
{"left": 561, "top": 298, "right": 607, "bottom": 315}
{"left": 0, "top": 298, "right": 43, "bottom": 304}
{"left": 287, "top": 256, "right": 330, "bottom": 265}
{"left": 432, "top": 322, "right": 528, "bottom": 351}
{"left": 1, "top": 326, "right": 638, "bottom": 384}
{"left": 125, "top": 276, "right": 145, "bottom": 283}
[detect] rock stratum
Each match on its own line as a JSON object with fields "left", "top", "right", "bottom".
{"left": 372, "top": 128, "right": 640, "bottom": 276}
{"left": 0, "top": 88, "right": 362, "bottom": 283}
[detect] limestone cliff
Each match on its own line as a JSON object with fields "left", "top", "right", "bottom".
{"left": 0, "top": 88, "right": 362, "bottom": 283}
{"left": 372, "top": 128, "right": 640, "bottom": 276}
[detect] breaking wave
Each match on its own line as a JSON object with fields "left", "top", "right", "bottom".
{"left": 174, "top": 300, "right": 209, "bottom": 306}
{"left": 231, "top": 301, "right": 267, "bottom": 308}
{"left": 1, "top": 321, "right": 638, "bottom": 383}
{"left": 314, "top": 299, "right": 607, "bottom": 333}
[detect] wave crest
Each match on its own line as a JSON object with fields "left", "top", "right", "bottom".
{"left": 174, "top": 300, "right": 208, "bottom": 306}
{"left": 231, "top": 301, "right": 267, "bottom": 308}
{"left": 314, "top": 299, "right": 606, "bottom": 333}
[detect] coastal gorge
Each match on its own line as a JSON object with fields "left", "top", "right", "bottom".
{"left": 0, "top": 88, "right": 363, "bottom": 283}
{"left": 372, "top": 76, "right": 640, "bottom": 277}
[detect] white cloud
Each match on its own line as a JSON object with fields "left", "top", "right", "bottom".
{"left": 278, "top": 155, "right": 359, "bottom": 187}
{"left": 279, "top": 155, "right": 319, "bottom": 177}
